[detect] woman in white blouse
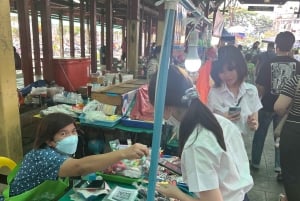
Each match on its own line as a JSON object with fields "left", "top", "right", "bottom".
{"left": 148, "top": 65, "right": 253, "bottom": 201}
{"left": 208, "top": 45, "right": 262, "bottom": 135}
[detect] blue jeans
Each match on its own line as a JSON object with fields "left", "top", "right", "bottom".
{"left": 251, "top": 110, "right": 280, "bottom": 169}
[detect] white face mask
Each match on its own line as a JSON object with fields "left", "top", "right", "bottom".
{"left": 55, "top": 135, "right": 78, "bottom": 155}
{"left": 166, "top": 115, "right": 181, "bottom": 137}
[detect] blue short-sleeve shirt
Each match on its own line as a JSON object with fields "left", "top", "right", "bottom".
{"left": 9, "top": 146, "right": 69, "bottom": 196}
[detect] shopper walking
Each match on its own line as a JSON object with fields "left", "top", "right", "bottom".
{"left": 13, "top": 46, "right": 21, "bottom": 70}
{"left": 255, "top": 42, "right": 276, "bottom": 76}
{"left": 251, "top": 31, "right": 300, "bottom": 181}
{"left": 121, "top": 36, "right": 127, "bottom": 66}
{"left": 248, "top": 41, "right": 261, "bottom": 64}
{"left": 146, "top": 45, "right": 161, "bottom": 80}
{"left": 208, "top": 45, "right": 262, "bottom": 136}
{"left": 274, "top": 75, "right": 300, "bottom": 201}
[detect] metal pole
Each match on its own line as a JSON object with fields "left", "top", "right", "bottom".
{"left": 147, "top": 0, "right": 211, "bottom": 200}
{"left": 146, "top": 0, "right": 178, "bottom": 200}
{"left": 180, "top": 0, "right": 211, "bottom": 26}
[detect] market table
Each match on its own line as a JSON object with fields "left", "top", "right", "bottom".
{"left": 34, "top": 113, "right": 154, "bottom": 134}
{"left": 79, "top": 121, "right": 153, "bottom": 135}
{"left": 58, "top": 156, "right": 185, "bottom": 201}
{"left": 59, "top": 180, "right": 138, "bottom": 201}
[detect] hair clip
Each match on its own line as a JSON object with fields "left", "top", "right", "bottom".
{"left": 181, "top": 87, "right": 198, "bottom": 106}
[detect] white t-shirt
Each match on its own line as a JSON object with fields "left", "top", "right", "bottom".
{"left": 207, "top": 82, "right": 262, "bottom": 135}
{"left": 181, "top": 114, "right": 253, "bottom": 201}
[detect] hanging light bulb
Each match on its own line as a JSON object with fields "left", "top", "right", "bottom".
{"left": 185, "top": 29, "right": 202, "bottom": 72}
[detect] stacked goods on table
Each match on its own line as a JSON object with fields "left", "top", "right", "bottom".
{"left": 40, "top": 104, "right": 81, "bottom": 118}
{"left": 98, "top": 139, "right": 150, "bottom": 185}
{"left": 40, "top": 99, "right": 122, "bottom": 128}
{"left": 120, "top": 84, "right": 154, "bottom": 129}
{"left": 91, "top": 79, "right": 147, "bottom": 115}
{"left": 79, "top": 100, "right": 122, "bottom": 127}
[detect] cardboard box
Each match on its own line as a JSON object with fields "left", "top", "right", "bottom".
{"left": 91, "top": 79, "right": 147, "bottom": 115}
{"left": 89, "top": 76, "right": 104, "bottom": 84}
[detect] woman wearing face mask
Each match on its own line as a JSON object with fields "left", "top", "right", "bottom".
{"left": 5, "top": 113, "right": 148, "bottom": 198}
{"left": 149, "top": 65, "right": 253, "bottom": 201}
{"left": 208, "top": 45, "right": 262, "bottom": 135}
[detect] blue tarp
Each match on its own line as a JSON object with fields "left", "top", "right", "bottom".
{"left": 221, "top": 28, "right": 235, "bottom": 42}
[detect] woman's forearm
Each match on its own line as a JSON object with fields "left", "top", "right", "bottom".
{"left": 59, "top": 143, "right": 148, "bottom": 177}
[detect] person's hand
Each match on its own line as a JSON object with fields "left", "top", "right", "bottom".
{"left": 213, "top": 109, "right": 240, "bottom": 122}
{"left": 224, "top": 111, "right": 241, "bottom": 122}
{"left": 156, "top": 183, "right": 182, "bottom": 199}
{"left": 247, "top": 115, "right": 258, "bottom": 130}
{"left": 122, "top": 143, "right": 149, "bottom": 160}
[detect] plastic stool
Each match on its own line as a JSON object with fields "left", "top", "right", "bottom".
{"left": 0, "top": 156, "right": 17, "bottom": 170}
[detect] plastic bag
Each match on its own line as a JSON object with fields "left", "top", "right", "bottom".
{"left": 3, "top": 164, "right": 69, "bottom": 201}
{"left": 130, "top": 84, "right": 154, "bottom": 121}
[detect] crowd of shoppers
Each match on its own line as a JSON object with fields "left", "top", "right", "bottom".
{"left": 251, "top": 31, "right": 300, "bottom": 183}
{"left": 152, "top": 31, "right": 300, "bottom": 201}
{"left": 187, "top": 30, "right": 299, "bottom": 201}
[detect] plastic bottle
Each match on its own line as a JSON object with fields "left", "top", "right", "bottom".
{"left": 76, "top": 94, "right": 83, "bottom": 105}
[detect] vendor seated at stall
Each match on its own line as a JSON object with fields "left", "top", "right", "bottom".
{"left": 0, "top": 112, "right": 148, "bottom": 200}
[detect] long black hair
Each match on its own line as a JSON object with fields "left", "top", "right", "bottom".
{"left": 148, "top": 65, "right": 226, "bottom": 156}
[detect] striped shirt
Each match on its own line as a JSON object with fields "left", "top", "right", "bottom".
{"left": 280, "top": 75, "right": 300, "bottom": 121}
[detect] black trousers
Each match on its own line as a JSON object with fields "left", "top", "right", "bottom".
{"left": 280, "top": 121, "right": 300, "bottom": 201}
{"left": 243, "top": 194, "right": 250, "bottom": 201}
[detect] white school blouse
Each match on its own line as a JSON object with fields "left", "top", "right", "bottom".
{"left": 207, "top": 82, "right": 262, "bottom": 135}
{"left": 181, "top": 115, "right": 253, "bottom": 201}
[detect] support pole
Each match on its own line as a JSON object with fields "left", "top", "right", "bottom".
{"left": 146, "top": 1, "right": 178, "bottom": 200}
{"left": 180, "top": 0, "right": 211, "bottom": 26}
{"left": 0, "top": 0, "right": 23, "bottom": 162}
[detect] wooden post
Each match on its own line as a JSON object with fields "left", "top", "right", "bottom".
{"left": 127, "top": 0, "right": 140, "bottom": 76}
{"left": 156, "top": 4, "right": 165, "bottom": 46}
{"left": 31, "top": 0, "right": 42, "bottom": 75}
{"left": 80, "top": 0, "right": 85, "bottom": 58}
{"left": 40, "top": 0, "right": 54, "bottom": 82}
{"left": 17, "top": 0, "right": 34, "bottom": 85}
{"left": 69, "top": 0, "right": 75, "bottom": 57}
{"left": 105, "top": 0, "right": 113, "bottom": 71}
{"left": 0, "top": 0, "right": 23, "bottom": 162}
{"left": 59, "top": 14, "right": 64, "bottom": 58}
{"left": 90, "top": 0, "right": 97, "bottom": 72}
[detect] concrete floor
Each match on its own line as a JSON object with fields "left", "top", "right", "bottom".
{"left": 244, "top": 122, "right": 285, "bottom": 201}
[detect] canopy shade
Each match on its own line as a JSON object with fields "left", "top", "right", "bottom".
{"left": 221, "top": 28, "right": 235, "bottom": 42}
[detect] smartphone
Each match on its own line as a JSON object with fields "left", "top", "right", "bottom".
{"left": 159, "top": 159, "right": 182, "bottom": 175}
{"left": 228, "top": 106, "right": 241, "bottom": 115}
{"left": 74, "top": 179, "right": 105, "bottom": 190}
